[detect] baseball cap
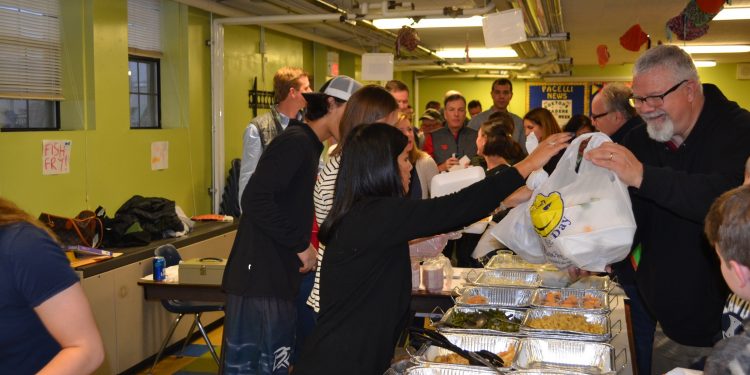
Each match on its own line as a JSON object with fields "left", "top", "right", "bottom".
{"left": 302, "top": 75, "right": 362, "bottom": 102}
{"left": 420, "top": 108, "right": 443, "bottom": 122}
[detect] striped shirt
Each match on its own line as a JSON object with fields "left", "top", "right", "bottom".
{"left": 307, "top": 155, "right": 340, "bottom": 312}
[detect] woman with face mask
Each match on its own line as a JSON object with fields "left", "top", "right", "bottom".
{"left": 523, "top": 107, "right": 563, "bottom": 174}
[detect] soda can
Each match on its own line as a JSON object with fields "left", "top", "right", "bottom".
{"left": 153, "top": 256, "right": 166, "bottom": 281}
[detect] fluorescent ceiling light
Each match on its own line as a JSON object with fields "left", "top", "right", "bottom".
{"left": 713, "top": 7, "right": 750, "bottom": 20}
{"left": 679, "top": 45, "right": 750, "bottom": 54}
{"left": 372, "top": 16, "right": 483, "bottom": 29}
{"left": 435, "top": 48, "right": 518, "bottom": 59}
{"left": 693, "top": 60, "right": 717, "bottom": 67}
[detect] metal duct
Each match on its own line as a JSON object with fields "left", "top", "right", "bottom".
{"left": 173, "top": 0, "right": 364, "bottom": 54}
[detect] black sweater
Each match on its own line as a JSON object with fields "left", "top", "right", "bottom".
{"left": 294, "top": 167, "right": 525, "bottom": 375}
{"left": 625, "top": 84, "right": 750, "bottom": 346}
{"left": 222, "top": 120, "right": 322, "bottom": 299}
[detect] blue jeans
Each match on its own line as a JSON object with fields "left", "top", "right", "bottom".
{"left": 221, "top": 295, "right": 296, "bottom": 375}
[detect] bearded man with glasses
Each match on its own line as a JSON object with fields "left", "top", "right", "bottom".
{"left": 585, "top": 45, "right": 750, "bottom": 373}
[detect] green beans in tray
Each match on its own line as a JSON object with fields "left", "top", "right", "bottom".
{"left": 444, "top": 309, "right": 523, "bottom": 333}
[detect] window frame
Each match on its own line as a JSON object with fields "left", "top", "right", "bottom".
{"left": 128, "top": 55, "right": 162, "bottom": 129}
{"left": 0, "top": 98, "right": 60, "bottom": 132}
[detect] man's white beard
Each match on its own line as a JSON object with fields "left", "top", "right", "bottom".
{"left": 643, "top": 110, "right": 675, "bottom": 142}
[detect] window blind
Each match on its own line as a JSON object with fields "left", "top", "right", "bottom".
{"left": 0, "top": 0, "right": 61, "bottom": 100}
{"left": 128, "top": 0, "right": 161, "bottom": 55}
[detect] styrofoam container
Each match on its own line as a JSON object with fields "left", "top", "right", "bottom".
{"left": 430, "top": 166, "right": 485, "bottom": 198}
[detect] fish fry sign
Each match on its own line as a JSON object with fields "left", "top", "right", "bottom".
{"left": 42, "top": 140, "right": 72, "bottom": 175}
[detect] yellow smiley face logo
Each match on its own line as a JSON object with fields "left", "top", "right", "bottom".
{"left": 529, "top": 192, "right": 564, "bottom": 237}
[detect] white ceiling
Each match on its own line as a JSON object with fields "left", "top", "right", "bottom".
{"left": 211, "top": 0, "right": 750, "bottom": 71}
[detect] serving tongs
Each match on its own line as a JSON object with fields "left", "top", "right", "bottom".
{"left": 408, "top": 327, "right": 505, "bottom": 373}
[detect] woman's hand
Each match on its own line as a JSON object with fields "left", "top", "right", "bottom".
{"left": 514, "top": 132, "right": 572, "bottom": 178}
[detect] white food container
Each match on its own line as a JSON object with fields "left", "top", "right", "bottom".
{"left": 430, "top": 166, "right": 486, "bottom": 198}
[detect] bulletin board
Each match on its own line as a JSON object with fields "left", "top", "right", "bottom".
{"left": 527, "top": 82, "right": 590, "bottom": 126}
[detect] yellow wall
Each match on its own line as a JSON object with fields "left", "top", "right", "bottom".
{"left": 0, "top": 0, "right": 212, "bottom": 217}
{"left": 3, "top": 0, "right": 750, "bottom": 219}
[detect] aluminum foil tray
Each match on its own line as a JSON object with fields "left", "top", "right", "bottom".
{"left": 437, "top": 306, "right": 526, "bottom": 336}
{"left": 513, "top": 338, "right": 615, "bottom": 374}
{"left": 455, "top": 286, "right": 535, "bottom": 308}
{"left": 530, "top": 288, "right": 610, "bottom": 313}
{"left": 468, "top": 269, "right": 542, "bottom": 288}
{"left": 414, "top": 333, "right": 520, "bottom": 370}
{"left": 404, "top": 364, "right": 500, "bottom": 375}
{"left": 539, "top": 272, "right": 612, "bottom": 291}
{"left": 521, "top": 308, "right": 611, "bottom": 342}
{"left": 484, "top": 252, "right": 557, "bottom": 271}
{"left": 512, "top": 370, "right": 589, "bottom": 375}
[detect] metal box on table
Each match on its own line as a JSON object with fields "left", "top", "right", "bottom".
{"left": 178, "top": 257, "right": 226, "bottom": 285}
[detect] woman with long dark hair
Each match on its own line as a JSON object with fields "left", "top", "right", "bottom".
{"left": 295, "top": 123, "right": 570, "bottom": 375}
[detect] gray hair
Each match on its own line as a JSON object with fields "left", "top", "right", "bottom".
{"left": 600, "top": 83, "right": 637, "bottom": 120}
{"left": 633, "top": 45, "right": 699, "bottom": 83}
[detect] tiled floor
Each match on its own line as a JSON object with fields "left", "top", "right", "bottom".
{"left": 136, "top": 325, "right": 223, "bottom": 375}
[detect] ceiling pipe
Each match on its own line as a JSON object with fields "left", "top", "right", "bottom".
{"left": 395, "top": 53, "right": 560, "bottom": 66}
{"left": 395, "top": 63, "right": 527, "bottom": 71}
{"left": 173, "top": 0, "right": 363, "bottom": 55}
{"left": 303, "top": 0, "right": 439, "bottom": 59}
{"left": 355, "top": 1, "right": 497, "bottom": 19}
{"left": 417, "top": 73, "right": 511, "bottom": 79}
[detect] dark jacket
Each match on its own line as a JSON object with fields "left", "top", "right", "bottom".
{"left": 610, "top": 115, "right": 643, "bottom": 144}
{"left": 295, "top": 167, "right": 525, "bottom": 375}
{"left": 222, "top": 120, "right": 322, "bottom": 299}
{"left": 625, "top": 84, "right": 750, "bottom": 346}
{"left": 429, "top": 125, "right": 478, "bottom": 165}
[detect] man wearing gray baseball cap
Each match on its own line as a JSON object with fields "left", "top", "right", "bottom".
{"left": 222, "top": 76, "right": 361, "bottom": 374}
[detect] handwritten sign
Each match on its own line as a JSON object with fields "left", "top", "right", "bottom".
{"left": 151, "top": 141, "right": 169, "bottom": 170}
{"left": 42, "top": 140, "right": 71, "bottom": 175}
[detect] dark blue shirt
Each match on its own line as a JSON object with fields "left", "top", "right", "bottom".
{"left": 0, "top": 222, "right": 79, "bottom": 373}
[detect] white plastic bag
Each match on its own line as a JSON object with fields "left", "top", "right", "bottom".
{"left": 490, "top": 198, "right": 546, "bottom": 264}
{"left": 529, "top": 132, "right": 636, "bottom": 271}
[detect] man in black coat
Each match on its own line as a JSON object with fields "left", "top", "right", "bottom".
{"left": 586, "top": 45, "right": 750, "bottom": 373}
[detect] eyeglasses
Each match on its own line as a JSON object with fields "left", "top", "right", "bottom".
{"left": 591, "top": 111, "right": 610, "bottom": 121}
{"left": 630, "top": 79, "right": 688, "bottom": 107}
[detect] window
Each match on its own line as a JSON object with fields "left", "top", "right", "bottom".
{"left": 0, "top": 0, "right": 62, "bottom": 131}
{"left": 128, "top": 56, "right": 161, "bottom": 128}
{"left": 0, "top": 99, "right": 59, "bottom": 130}
{"left": 128, "top": 0, "right": 162, "bottom": 129}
